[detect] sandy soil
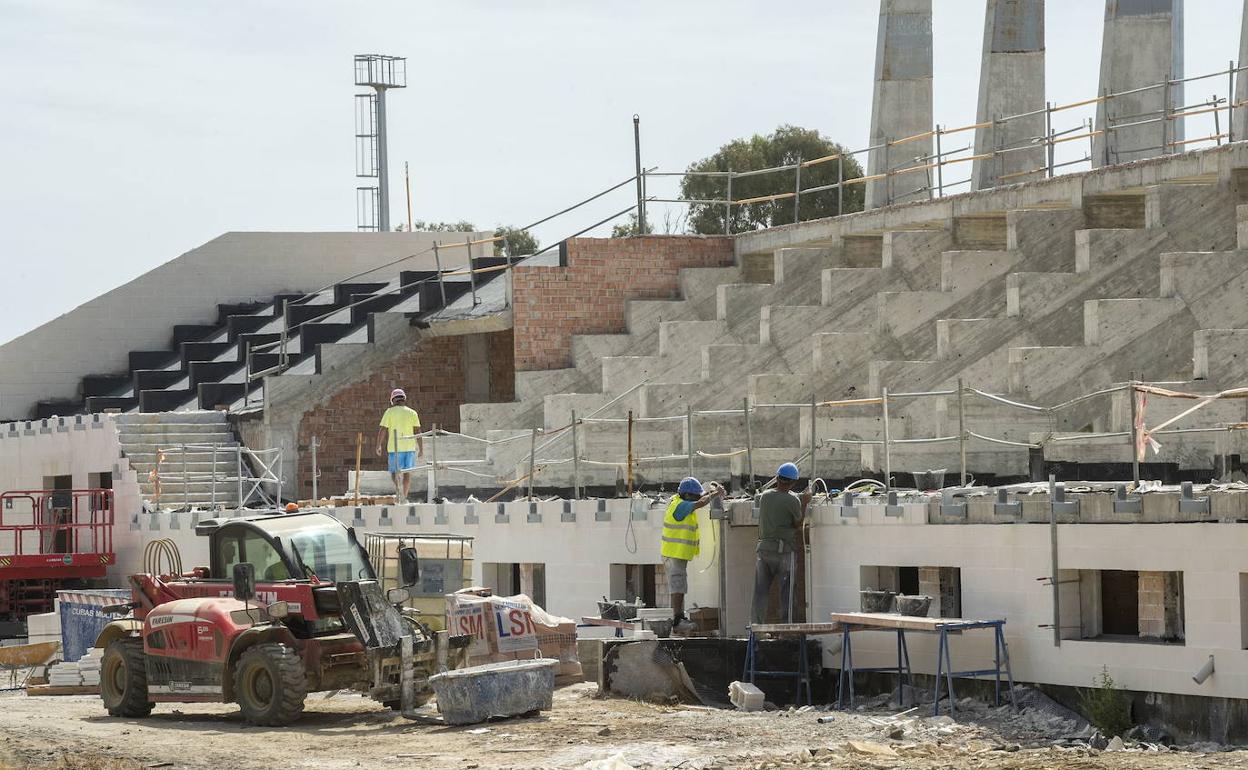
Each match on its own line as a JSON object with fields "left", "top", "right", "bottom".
{"left": 0, "top": 684, "right": 1244, "bottom": 770}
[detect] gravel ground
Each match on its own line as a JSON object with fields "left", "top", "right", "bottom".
{"left": 0, "top": 683, "right": 1244, "bottom": 770}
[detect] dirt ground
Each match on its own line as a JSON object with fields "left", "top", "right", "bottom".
{"left": 0, "top": 683, "right": 1244, "bottom": 770}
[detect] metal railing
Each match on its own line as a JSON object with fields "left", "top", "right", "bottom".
{"left": 640, "top": 61, "right": 1248, "bottom": 232}
{"left": 153, "top": 444, "right": 284, "bottom": 510}
{"left": 239, "top": 175, "right": 650, "bottom": 405}
{"left": 355, "top": 378, "right": 1248, "bottom": 501}
{"left": 235, "top": 62, "right": 1248, "bottom": 410}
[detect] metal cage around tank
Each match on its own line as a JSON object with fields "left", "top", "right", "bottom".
{"left": 364, "top": 533, "right": 473, "bottom": 631}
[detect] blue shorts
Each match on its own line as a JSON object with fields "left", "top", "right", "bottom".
{"left": 388, "top": 451, "right": 416, "bottom": 473}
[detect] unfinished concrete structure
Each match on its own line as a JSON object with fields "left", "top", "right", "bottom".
{"left": 972, "top": 0, "right": 1046, "bottom": 190}
{"left": 1094, "top": 0, "right": 1185, "bottom": 166}
{"left": 9, "top": 3, "right": 1248, "bottom": 739}
{"left": 0, "top": 231, "right": 486, "bottom": 421}
{"left": 865, "top": 0, "right": 934, "bottom": 209}
{"left": 1237, "top": 0, "right": 1248, "bottom": 141}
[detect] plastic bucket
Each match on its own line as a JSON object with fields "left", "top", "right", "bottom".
{"left": 430, "top": 658, "right": 558, "bottom": 725}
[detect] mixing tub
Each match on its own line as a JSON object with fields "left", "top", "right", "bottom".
{"left": 430, "top": 658, "right": 558, "bottom": 725}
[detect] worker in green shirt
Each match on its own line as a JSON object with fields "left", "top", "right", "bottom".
{"left": 752, "top": 462, "right": 812, "bottom": 625}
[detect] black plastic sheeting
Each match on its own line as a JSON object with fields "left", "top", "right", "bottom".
{"left": 607, "top": 637, "right": 833, "bottom": 708}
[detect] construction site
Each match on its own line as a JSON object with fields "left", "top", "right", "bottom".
{"left": 7, "top": 1, "right": 1248, "bottom": 768}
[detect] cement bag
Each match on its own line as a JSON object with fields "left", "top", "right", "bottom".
{"left": 446, "top": 590, "right": 582, "bottom": 681}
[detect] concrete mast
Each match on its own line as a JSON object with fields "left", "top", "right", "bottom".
{"left": 865, "top": 0, "right": 933, "bottom": 210}
{"left": 972, "top": 0, "right": 1046, "bottom": 191}
{"left": 1093, "top": 0, "right": 1184, "bottom": 167}
{"left": 1235, "top": 0, "right": 1248, "bottom": 141}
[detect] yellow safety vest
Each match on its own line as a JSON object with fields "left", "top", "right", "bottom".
{"left": 660, "top": 496, "right": 700, "bottom": 561}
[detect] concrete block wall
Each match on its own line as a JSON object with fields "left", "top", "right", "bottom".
{"left": 808, "top": 496, "right": 1248, "bottom": 710}
{"left": 118, "top": 497, "right": 737, "bottom": 625}
{"left": 0, "top": 232, "right": 482, "bottom": 421}
{"left": 94, "top": 486, "right": 1248, "bottom": 716}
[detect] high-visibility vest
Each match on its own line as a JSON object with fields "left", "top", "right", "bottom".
{"left": 660, "top": 496, "right": 700, "bottom": 561}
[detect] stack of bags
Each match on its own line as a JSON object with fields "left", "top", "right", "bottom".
{"left": 47, "top": 660, "right": 83, "bottom": 687}
{"left": 78, "top": 648, "right": 103, "bottom": 687}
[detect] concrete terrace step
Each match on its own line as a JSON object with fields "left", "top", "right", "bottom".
{"left": 657, "top": 320, "right": 735, "bottom": 357}
{"left": 118, "top": 433, "right": 237, "bottom": 447}
{"left": 112, "top": 422, "right": 235, "bottom": 436}
{"left": 749, "top": 332, "right": 879, "bottom": 405}
{"left": 881, "top": 229, "right": 954, "bottom": 291}
{"left": 114, "top": 411, "right": 229, "bottom": 426}
{"left": 1194, "top": 329, "right": 1248, "bottom": 382}
{"left": 570, "top": 334, "right": 635, "bottom": 371}
{"left": 626, "top": 299, "right": 700, "bottom": 340}
{"left": 515, "top": 368, "right": 594, "bottom": 402}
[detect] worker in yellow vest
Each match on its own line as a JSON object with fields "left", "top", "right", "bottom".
{"left": 661, "top": 477, "right": 723, "bottom": 632}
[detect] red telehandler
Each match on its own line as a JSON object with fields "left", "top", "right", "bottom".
{"left": 95, "top": 511, "right": 467, "bottom": 725}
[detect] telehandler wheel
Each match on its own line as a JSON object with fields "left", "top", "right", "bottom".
{"left": 101, "top": 637, "right": 153, "bottom": 718}
{"left": 234, "top": 643, "right": 307, "bottom": 726}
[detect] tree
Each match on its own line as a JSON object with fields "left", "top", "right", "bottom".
{"left": 493, "top": 226, "right": 539, "bottom": 257}
{"left": 410, "top": 219, "right": 478, "bottom": 233}
{"left": 679, "top": 125, "right": 864, "bottom": 235}
{"left": 610, "top": 211, "right": 654, "bottom": 238}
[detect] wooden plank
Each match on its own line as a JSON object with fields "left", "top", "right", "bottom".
{"left": 750, "top": 622, "right": 843, "bottom": 635}
{"left": 580, "top": 616, "right": 640, "bottom": 630}
{"left": 26, "top": 684, "right": 100, "bottom": 697}
{"left": 830, "top": 612, "right": 1001, "bottom": 632}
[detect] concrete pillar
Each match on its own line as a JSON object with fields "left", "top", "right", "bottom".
{"left": 972, "top": 0, "right": 1046, "bottom": 190}
{"left": 1235, "top": 0, "right": 1248, "bottom": 141}
{"left": 1093, "top": 0, "right": 1184, "bottom": 167}
{"left": 865, "top": 0, "right": 933, "bottom": 209}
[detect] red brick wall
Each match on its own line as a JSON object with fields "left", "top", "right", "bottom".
{"left": 511, "top": 236, "right": 734, "bottom": 371}
{"left": 295, "top": 330, "right": 514, "bottom": 497}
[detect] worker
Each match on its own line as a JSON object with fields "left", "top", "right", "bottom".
{"left": 375, "top": 388, "right": 424, "bottom": 503}
{"left": 284, "top": 502, "right": 300, "bottom": 513}
{"left": 661, "top": 477, "right": 723, "bottom": 632}
{"left": 752, "top": 462, "right": 812, "bottom": 626}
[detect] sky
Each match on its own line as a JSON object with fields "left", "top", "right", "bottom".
{"left": 1, "top": 0, "right": 1243, "bottom": 343}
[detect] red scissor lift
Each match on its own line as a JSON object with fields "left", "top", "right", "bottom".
{"left": 0, "top": 489, "right": 115, "bottom": 621}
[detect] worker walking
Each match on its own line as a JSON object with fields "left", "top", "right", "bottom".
{"left": 661, "top": 477, "right": 723, "bottom": 632}
{"left": 752, "top": 462, "right": 812, "bottom": 625}
{"left": 375, "top": 388, "right": 424, "bottom": 503}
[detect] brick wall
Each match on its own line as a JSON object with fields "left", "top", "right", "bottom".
{"left": 511, "top": 236, "right": 734, "bottom": 371}
{"left": 295, "top": 330, "right": 514, "bottom": 497}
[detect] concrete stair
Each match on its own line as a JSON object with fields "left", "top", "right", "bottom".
{"left": 115, "top": 411, "right": 241, "bottom": 509}
{"left": 451, "top": 155, "right": 1248, "bottom": 489}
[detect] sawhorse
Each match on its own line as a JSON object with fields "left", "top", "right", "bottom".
{"left": 743, "top": 622, "right": 841, "bottom": 706}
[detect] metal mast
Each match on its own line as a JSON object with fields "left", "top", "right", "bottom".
{"left": 354, "top": 54, "right": 406, "bottom": 232}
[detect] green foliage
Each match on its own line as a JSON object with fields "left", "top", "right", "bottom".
{"left": 411, "top": 219, "right": 478, "bottom": 233}
{"left": 610, "top": 211, "right": 655, "bottom": 238}
{"left": 1078, "top": 667, "right": 1133, "bottom": 737}
{"left": 680, "top": 125, "right": 864, "bottom": 235}
{"left": 493, "top": 226, "right": 539, "bottom": 257}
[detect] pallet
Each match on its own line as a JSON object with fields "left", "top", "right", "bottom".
{"left": 297, "top": 495, "right": 399, "bottom": 508}
{"left": 26, "top": 684, "right": 99, "bottom": 696}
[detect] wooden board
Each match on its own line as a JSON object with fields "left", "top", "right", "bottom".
{"left": 26, "top": 684, "right": 99, "bottom": 697}
{"left": 581, "top": 616, "right": 641, "bottom": 630}
{"left": 750, "top": 622, "right": 843, "bottom": 635}
{"left": 830, "top": 612, "right": 1002, "bottom": 632}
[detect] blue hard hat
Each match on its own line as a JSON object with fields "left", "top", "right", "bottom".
{"left": 777, "top": 462, "right": 800, "bottom": 480}
{"left": 678, "top": 477, "right": 704, "bottom": 496}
